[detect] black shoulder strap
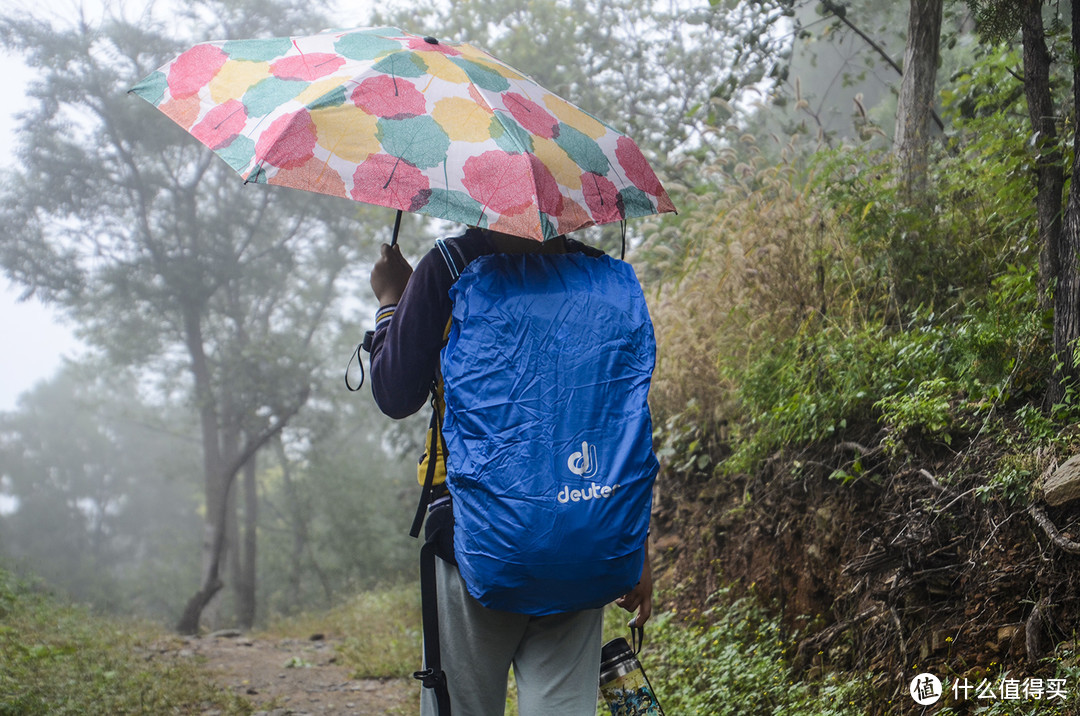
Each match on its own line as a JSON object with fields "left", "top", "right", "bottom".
{"left": 412, "top": 390, "right": 452, "bottom": 714}
{"left": 410, "top": 399, "right": 444, "bottom": 538}
{"left": 414, "top": 536, "right": 452, "bottom": 715}
{"left": 409, "top": 239, "right": 461, "bottom": 715}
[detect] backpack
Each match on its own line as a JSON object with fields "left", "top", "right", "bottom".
{"left": 438, "top": 248, "right": 658, "bottom": 615}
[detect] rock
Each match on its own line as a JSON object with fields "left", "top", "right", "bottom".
{"left": 1041, "top": 455, "right": 1080, "bottom": 506}
{"left": 997, "top": 625, "right": 1020, "bottom": 643}
{"left": 209, "top": 628, "right": 243, "bottom": 639}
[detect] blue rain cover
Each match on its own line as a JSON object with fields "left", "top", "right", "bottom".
{"left": 441, "top": 252, "right": 658, "bottom": 615}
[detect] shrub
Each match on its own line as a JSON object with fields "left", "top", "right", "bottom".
{"left": 645, "top": 588, "right": 871, "bottom": 715}
{"left": 649, "top": 72, "right": 1047, "bottom": 480}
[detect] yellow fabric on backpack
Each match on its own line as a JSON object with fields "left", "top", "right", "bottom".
{"left": 417, "top": 383, "right": 447, "bottom": 486}
{"left": 416, "top": 317, "right": 452, "bottom": 486}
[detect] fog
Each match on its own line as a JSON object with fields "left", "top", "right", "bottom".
{"left": 0, "top": 0, "right": 921, "bottom": 631}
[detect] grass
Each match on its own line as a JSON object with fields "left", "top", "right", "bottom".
{"left": 268, "top": 582, "right": 653, "bottom": 716}
{"left": 0, "top": 564, "right": 895, "bottom": 716}
{"left": 642, "top": 587, "right": 872, "bottom": 715}
{"left": 0, "top": 567, "right": 251, "bottom": 716}
{"left": 267, "top": 582, "right": 422, "bottom": 680}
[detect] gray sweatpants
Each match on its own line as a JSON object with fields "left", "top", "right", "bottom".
{"left": 420, "top": 557, "right": 604, "bottom": 716}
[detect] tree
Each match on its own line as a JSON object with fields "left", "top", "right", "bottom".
{"left": 964, "top": 1, "right": 1073, "bottom": 403}
{"left": 1054, "top": 5, "right": 1080, "bottom": 405}
{"left": 0, "top": 363, "right": 204, "bottom": 617}
{"left": 894, "top": 0, "right": 944, "bottom": 193}
{"left": 0, "top": 0, "right": 373, "bottom": 632}
{"left": 374, "top": 0, "right": 737, "bottom": 177}
{"left": 257, "top": 397, "right": 419, "bottom": 615}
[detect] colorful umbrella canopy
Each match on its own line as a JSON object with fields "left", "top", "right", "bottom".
{"left": 130, "top": 26, "right": 676, "bottom": 242}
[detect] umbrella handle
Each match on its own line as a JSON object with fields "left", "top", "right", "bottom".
{"left": 391, "top": 210, "right": 403, "bottom": 247}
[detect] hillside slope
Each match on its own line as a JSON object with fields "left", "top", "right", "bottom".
{"left": 651, "top": 419, "right": 1080, "bottom": 713}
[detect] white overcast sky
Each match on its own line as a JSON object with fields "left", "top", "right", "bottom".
{"left": 0, "top": 0, "right": 383, "bottom": 411}
{"left": 0, "top": 0, "right": 84, "bottom": 412}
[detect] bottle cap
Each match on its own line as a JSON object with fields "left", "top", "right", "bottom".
{"left": 600, "top": 637, "right": 634, "bottom": 666}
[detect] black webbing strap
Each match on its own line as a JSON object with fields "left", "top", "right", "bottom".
{"left": 628, "top": 624, "right": 667, "bottom": 716}
{"left": 414, "top": 536, "right": 451, "bottom": 715}
{"left": 410, "top": 399, "right": 443, "bottom": 538}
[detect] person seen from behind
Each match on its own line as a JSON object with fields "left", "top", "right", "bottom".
{"left": 368, "top": 227, "right": 654, "bottom": 716}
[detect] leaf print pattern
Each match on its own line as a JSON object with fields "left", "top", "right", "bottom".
{"left": 130, "top": 26, "right": 674, "bottom": 241}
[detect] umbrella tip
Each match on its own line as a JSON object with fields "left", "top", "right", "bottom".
{"left": 424, "top": 36, "right": 439, "bottom": 44}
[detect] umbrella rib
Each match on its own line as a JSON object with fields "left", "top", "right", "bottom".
{"left": 590, "top": 173, "right": 604, "bottom": 207}
{"left": 384, "top": 157, "right": 401, "bottom": 190}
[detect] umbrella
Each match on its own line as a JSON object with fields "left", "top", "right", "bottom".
{"left": 129, "top": 26, "right": 675, "bottom": 242}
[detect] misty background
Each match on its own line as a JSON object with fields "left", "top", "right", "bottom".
{"left": 0, "top": 0, "right": 918, "bottom": 631}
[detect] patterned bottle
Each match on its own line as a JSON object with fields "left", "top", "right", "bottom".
{"left": 598, "top": 634, "right": 665, "bottom": 716}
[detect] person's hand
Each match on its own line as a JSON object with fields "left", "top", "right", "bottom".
{"left": 370, "top": 243, "right": 413, "bottom": 307}
{"left": 616, "top": 546, "right": 653, "bottom": 627}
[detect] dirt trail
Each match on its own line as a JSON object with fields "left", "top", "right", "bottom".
{"left": 177, "top": 631, "right": 416, "bottom": 715}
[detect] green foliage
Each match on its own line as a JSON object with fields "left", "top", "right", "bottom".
{"left": 963, "top": 0, "right": 1023, "bottom": 45}
{"left": 652, "top": 41, "right": 1054, "bottom": 484}
{"left": 0, "top": 566, "right": 250, "bottom": 715}
{"left": 644, "top": 589, "right": 871, "bottom": 714}
{"left": 726, "top": 265, "right": 1049, "bottom": 472}
{"left": 654, "top": 399, "right": 717, "bottom": 477}
{"left": 0, "top": 364, "right": 204, "bottom": 620}
{"left": 256, "top": 391, "right": 419, "bottom": 619}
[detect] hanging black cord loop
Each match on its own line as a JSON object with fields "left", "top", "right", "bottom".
{"left": 344, "top": 342, "right": 365, "bottom": 391}
{"left": 345, "top": 330, "right": 375, "bottom": 392}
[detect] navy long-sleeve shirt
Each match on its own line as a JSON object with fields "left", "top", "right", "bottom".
{"left": 369, "top": 228, "right": 601, "bottom": 419}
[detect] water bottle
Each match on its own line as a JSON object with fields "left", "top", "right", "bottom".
{"left": 599, "top": 625, "right": 665, "bottom": 716}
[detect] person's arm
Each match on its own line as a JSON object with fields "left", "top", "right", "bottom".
{"left": 615, "top": 545, "right": 653, "bottom": 627}
{"left": 368, "top": 244, "right": 450, "bottom": 419}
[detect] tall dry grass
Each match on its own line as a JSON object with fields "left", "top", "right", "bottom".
{"left": 645, "top": 136, "right": 867, "bottom": 429}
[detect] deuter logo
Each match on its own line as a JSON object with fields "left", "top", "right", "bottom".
{"left": 560, "top": 441, "right": 619, "bottom": 505}
{"left": 567, "top": 441, "right": 598, "bottom": 479}
{"left": 557, "top": 482, "right": 621, "bottom": 504}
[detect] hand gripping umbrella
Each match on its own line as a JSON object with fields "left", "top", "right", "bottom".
{"left": 130, "top": 26, "right": 675, "bottom": 244}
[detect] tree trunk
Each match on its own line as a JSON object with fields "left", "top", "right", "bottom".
{"left": 224, "top": 429, "right": 240, "bottom": 627}
{"left": 176, "top": 386, "right": 309, "bottom": 634}
{"left": 1050, "top": 2, "right": 1080, "bottom": 406}
{"left": 237, "top": 453, "right": 258, "bottom": 630}
{"left": 276, "top": 436, "right": 306, "bottom": 613}
{"left": 894, "top": 0, "right": 943, "bottom": 196}
{"left": 177, "top": 304, "right": 225, "bottom": 636}
{"left": 1020, "top": 0, "right": 1065, "bottom": 308}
